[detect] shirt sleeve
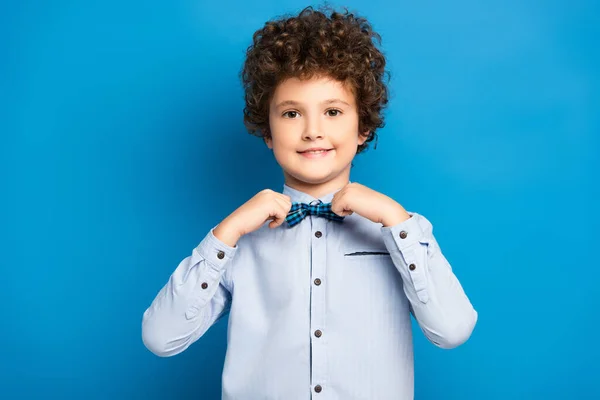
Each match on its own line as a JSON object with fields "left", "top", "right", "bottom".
{"left": 381, "top": 212, "right": 478, "bottom": 349}
{"left": 141, "top": 226, "right": 237, "bottom": 357}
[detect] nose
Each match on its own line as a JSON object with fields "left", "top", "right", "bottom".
{"left": 303, "top": 114, "right": 323, "bottom": 140}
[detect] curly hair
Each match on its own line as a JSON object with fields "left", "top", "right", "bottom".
{"left": 240, "top": 6, "right": 389, "bottom": 154}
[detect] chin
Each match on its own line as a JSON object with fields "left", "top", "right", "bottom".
{"left": 297, "top": 174, "right": 332, "bottom": 184}
{"left": 287, "top": 170, "right": 334, "bottom": 184}
{"left": 288, "top": 170, "right": 341, "bottom": 185}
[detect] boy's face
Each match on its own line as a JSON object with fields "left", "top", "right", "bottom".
{"left": 265, "top": 75, "right": 368, "bottom": 196}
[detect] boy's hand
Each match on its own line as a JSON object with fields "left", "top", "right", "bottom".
{"left": 330, "top": 182, "right": 411, "bottom": 227}
{"left": 215, "top": 189, "right": 293, "bottom": 246}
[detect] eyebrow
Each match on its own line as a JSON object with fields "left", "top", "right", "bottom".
{"left": 275, "top": 98, "right": 351, "bottom": 109}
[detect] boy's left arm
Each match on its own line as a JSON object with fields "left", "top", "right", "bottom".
{"left": 331, "top": 183, "right": 478, "bottom": 349}
{"left": 380, "top": 209, "right": 478, "bottom": 349}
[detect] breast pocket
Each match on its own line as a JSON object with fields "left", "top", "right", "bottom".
{"left": 343, "top": 246, "right": 390, "bottom": 258}
{"left": 342, "top": 245, "right": 394, "bottom": 269}
{"left": 339, "top": 244, "right": 405, "bottom": 308}
{"left": 344, "top": 249, "right": 390, "bottom": 257}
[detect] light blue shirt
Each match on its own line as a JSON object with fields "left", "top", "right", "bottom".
{"left": 142, "top": 181, "right": 478, "bottom": 399}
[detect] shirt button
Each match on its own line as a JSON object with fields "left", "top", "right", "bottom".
{"left": 315, "top": 231, "right": 322, "bottom": 238}
{"left": 314, "top": 385, "right": 322, "bottom": 393}
{"left": 399, "top": 231, "right": 408, "bottom": 239}
{"left": 201, "top": 282, "right": 208, "bottom": 289}
{"left": 314, "top": 329, "right": 322, "bottom": 338}
{"left": 409, "top": 264, "right": 416, "bottom": 271}
{"left": 314, "top": 278, "right": 321, "bottom": 286}
{"left": 217, "top": 251, "right": 225, "bottom": 259}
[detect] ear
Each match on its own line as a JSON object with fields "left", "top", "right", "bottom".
{"left": 263, "top": 132, "right": 273, "bottom": 149}
{"left": 358, "top": 131, "right": 370, "bottom": 146}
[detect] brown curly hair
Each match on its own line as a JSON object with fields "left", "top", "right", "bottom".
{"left": 240, "top": 6, "right": 389, "bottom": 154}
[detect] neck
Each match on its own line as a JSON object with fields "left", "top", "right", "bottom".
{"left": 283, "top": 171, "right": 350, "bottom": 200}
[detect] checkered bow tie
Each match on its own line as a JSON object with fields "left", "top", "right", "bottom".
{"left": 285, "top": 201, "right": 345, "bottom": 227}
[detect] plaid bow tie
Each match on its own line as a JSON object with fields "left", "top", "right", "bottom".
{"left": 286, "top": 201, "right": 345, "bottom": 227}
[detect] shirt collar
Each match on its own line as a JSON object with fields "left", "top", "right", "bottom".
{"left": 282, "top": 180, "right": 351, "bottom": 205}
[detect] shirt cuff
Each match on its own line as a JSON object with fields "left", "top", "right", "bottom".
{"left": 381, "top": 212, "right": 430, "bottom": 252}
{"left": 185, "top": 227, "right": 238, "bottom": 320}
{"left": 194, "top": 226, "right": 238, "bottom": 274}
{"left": 381, "top": 212, "right": 431, "bottom": 303}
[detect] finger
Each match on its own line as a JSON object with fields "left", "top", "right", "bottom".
{"left": 278, "top": 193, "right": 292, "bottom": 206}
{"left": 330, "top": 196, "right": 342, "bottom": 216}
{"left": 331, "top": 202, "right": 353, "bottom": 217}
{"left": 268, "top": 209, "right": 284, "bottom": 228}
{"left": 270, "top": 198, "right": 291, "bottom": 228}
{"left": 274, "top": 196, "right": 292, "bottom": 212}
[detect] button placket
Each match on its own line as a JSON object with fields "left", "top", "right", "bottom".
{"left": 309, "top": 216, "right": 327, "bottom": 394}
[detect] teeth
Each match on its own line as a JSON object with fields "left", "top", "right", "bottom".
{"left": 306, "top": 150, "right": 327, "bottom": 154}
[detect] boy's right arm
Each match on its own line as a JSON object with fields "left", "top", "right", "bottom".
{"left": 141, "top": 221, "right": 241, "bottom": 357}
{"left": 142, "top": 189, "right": 292, "bottom": 357}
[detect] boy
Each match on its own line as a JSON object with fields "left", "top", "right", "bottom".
{"left": 142, "top": 6, "right": 477, "bottom": 399}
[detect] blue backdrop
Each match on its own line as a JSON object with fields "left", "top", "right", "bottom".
{"left": 1, "top": 0, "right": 598, "bottom": 399}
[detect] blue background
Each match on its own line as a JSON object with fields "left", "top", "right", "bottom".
{"left": 1, "top": 0, "right": 598, "bottom": 399}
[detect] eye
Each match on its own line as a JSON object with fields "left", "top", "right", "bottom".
{"left": 282, "top": 111, "right": 300, "bottom": 119}
{"left": 326, "top": 109, "right": 342, "bottom": 117}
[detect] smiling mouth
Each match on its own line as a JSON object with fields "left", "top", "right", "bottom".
{"left": 298, "top": 149, "right": 333, "bottom": 154}
{"left": 298, "top": 149, "right": 333, "bottom": 159}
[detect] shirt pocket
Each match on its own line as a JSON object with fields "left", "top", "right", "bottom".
{"left": 342, "top": 245, "right": 393, "bottom": 265}
{"left": 340, "top": 244, "right": 403, "bottom": 296}
{"left": 342, "top": 245, "right": 391, "bottom": 259}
